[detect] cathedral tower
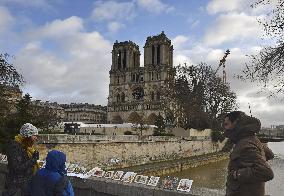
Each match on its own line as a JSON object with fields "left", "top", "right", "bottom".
{"left": 107, "top": 32, "right": 174, "bottom": 124}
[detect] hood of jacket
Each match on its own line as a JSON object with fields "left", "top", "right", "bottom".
{"left": 45, "top": 150, "right": 67, "bottom": 176}
{"left": 224, "top": 112, "right": 261, "bottom": 143}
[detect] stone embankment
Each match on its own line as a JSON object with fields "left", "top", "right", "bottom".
{"left": 36, "top": 134, "right": 224, "bottom": 170}
{"left": 0, "top": 163, "right": 225, "bottom": 196}
{"left": 120, "top": 152, "right": 229, "bottom": 176}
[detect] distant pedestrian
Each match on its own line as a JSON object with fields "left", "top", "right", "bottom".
{"left": 4, "top": 123, "right": 40, "bottom": 196}
{"left": 224, "top": 111, "right": 274, "bottom": 196}
{"left": 30, "top": 150, "right": 74, "bottom": 196}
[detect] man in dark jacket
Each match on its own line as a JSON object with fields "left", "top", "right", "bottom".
{"left": 4, "top": 123, "right": 40, "bottom": 196}
{"left": 224, "top": 111, "right": 274, "bottom": 196}
{"left": 30, "top": 150, "right": 74, "bottom": 196}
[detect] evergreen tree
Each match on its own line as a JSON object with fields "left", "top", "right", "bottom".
{"left": 153, "top": 114, "right": 166, "bottom": 136}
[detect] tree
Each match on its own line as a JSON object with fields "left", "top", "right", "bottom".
{"left": 240, "top": 0, "right": 284, "bottom": 96}
{"left": 0, "top": 53, "right": 24, "bottom": 152}
{"left": 128, "top": 112, "right": 147, "bottom": 136}
{"left": 153, "top": 114, "right": 166, "bottom": 136}
{"left": 30, "top": 102, "right": 63, "bottom": 132}
{"left": 0, "top": 94, "right": 32, "bottom": 152}
{"left": 0, "top": 53, "right": 24, "bottom": 116}
{"left": 165, "top": 63, "right": 237, "bottom": 131}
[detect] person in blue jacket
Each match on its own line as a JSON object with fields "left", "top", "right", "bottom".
{"left": 30, "top": 150, "right": 74, "bottom": 196}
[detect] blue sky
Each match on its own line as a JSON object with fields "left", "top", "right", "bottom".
{"left": 0, "top": 0, "right": 283, "bottom": 126}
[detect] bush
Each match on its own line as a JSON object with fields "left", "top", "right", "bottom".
{"left": 211, "top": 130, "right": 225, "bottom": 143}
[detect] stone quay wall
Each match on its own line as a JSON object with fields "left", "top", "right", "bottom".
{"left": 121, "top": 152, "right": 229, "bottom": 177}
{"left": 36, "top": 134, "right": 224, "bottom": 170}
{"left": 0, "top": 163, "right": 224, "bottom": 196}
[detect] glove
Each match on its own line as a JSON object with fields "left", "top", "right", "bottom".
{"left": 32, "top": 151, "right": 39, "bottom": 161}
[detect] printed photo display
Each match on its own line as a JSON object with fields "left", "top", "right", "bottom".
{"left": 134, "top": 175, "right": 148, "bottom": 184}
{"left": 177, "top": 179, "right": 193, "bottom": 192}
{"left": 147, "top": 176, "right": 160, "bottom": 187}
{"left": 74, "top": 166, "right": 87, "bottom": 174}
{"left": 22, "top": 158, "right": 195, "bottom": 192}
{"left": 121, "top": 172, "right": 137, "bottom": 183}
{"left": 66, "top": 164, "right": 78, "bottom": 173}
{"left": 93, "top": 169, "right": 105, "bottom": 177}
{"left": 85, "top": 168, "right": 99, "bottom": 177}
{"left": 104, "top": 171, "right": 115, "bottom": 179}
{"left": 112, "top": 171, "right": 124, "bottom": 180}
{"left": 162, "top": 176, "right": 179, "bottom": 190}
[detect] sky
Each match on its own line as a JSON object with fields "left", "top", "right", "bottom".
{"left": 0, "top": 0, "right": 283, "bottom": 126}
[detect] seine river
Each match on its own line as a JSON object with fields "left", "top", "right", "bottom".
{"left": 171, "top": 142, "right": 284, "bottom": 196}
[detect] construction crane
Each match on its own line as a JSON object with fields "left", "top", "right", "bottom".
{"left": 248, "top": 103, "right": 253, "bottom": 117}
{"left": 215, "top": 49, "right": 230, "bottom": 83}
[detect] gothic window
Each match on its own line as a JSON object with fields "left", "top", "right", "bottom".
{"left": 157, "top": 44, "right": 160, "bottom": 64}
{"left": 151, "top": 72, "right": 154, "bottom": 80}
{"left": 151, "top": 92, "right": 155, "bottom": 100}
{"left": 117, "top": 76, "right": 120, "bottom": 84}
{"left": 140, "top": 74, "right": 144, "bottom": 82}
{"left": 152, "top": 45, "right": 155, "bottom": 64}
{"left": 131, "top": 74, "right": 135, "bottom": 82}
{"left": 123, "top": 49, "right": 127, "bottom": 69}
{"left": 136, "top": 74, "right": 139, "bottom": 82}
{"left": 157, "top": 92, "right": 161, "bottom": 100}
{"left": 118, "top": 51, "right": 121, "bottom": 70}
{"left": 132, "top": 87, "right": 144, "bottom": 100}
{"left": 121, "top": 93, "right": 125, "bottom": 102}
{"left": 117, "top": 94, "right": 120, "bottom": 102}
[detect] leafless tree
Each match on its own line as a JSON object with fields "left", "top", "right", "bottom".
{"left": 240, "top": 0, "right": 284, "bottom": 97}
{"left": 165, "top": 63, "right": 237, "bottom": 131}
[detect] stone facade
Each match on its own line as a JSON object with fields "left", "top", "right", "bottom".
{"left": 61, "top": 103, "right": 107, "bottom": 124}
{"left": 107, "top": 31, "right": 175, "bottom": 123}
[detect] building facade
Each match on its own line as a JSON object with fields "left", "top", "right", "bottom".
{"left": 61, "top": 103, "right": 107, "bottom": 124}
{"left": 107, "top": 32, "right": 175, "bottom": 123}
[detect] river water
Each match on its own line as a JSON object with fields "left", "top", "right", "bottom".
{"left": 170, "top": 142, "right": 284, "bottom": 196}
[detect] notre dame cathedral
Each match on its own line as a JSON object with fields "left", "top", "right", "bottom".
{"left": 107, "top": 32, "right": 175, "bottom": 124}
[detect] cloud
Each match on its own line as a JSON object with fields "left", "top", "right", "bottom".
{"left": 136, "top": 0, "right": 174, "bottom": 14}
{"left": 0, "top": 6, "right": 14, "bottom": 34}
{"left": 172, "top": 35, "right": 189, "bottom": 50}
{"left": 203, "top": 12, "right": 263, "bottom": 46}
{"left": 91, "top": 1, "right": 135, "bottom": 21}
{"left": 107, "top": 22, "right": 125, "bottom": 33}
{"left": 27, "top": 16, "right": 84, "bottom": 39}
{"left": 14, "top": 16, "right": 112, "bottom": 104}
{"left": 206, "top": 0, "right": 251, "bottom": 14}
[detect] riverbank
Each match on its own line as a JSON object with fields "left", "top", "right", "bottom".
{"left": 121, "top": 152, "right": 229, "bottom": 176}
